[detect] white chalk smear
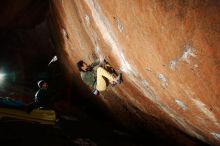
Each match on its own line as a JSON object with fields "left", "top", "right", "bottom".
{"left": 157, "top": 73, "right": 168, "bottom": 87}
{"left": 169, "top": 44, "right": 197, "bottom": 70}
{"left": 142, "top": 80, "right": 149, "bottom": 87}
{"left": 85, "top": 15, "right": 90, "bottom": 25}
{"left": 211, "top": 132, "right": 220, "bottom": 140}
{"left": 192, "top": 98, "right": 220, "bottom": 128}
{"left": 180, "top": 45, "right": 196, "bottom": 64}
{"left": 169, "top": 60, "right": 177, "bottom": 70}
{"left": 114, "top": 17, "right": 124, "bottom": 32}
{"left": 85, "top": 0, "right": 137, "bottom": 77}
{"left": 175, "top": 99, "right": 187, "bottom": 111}
{"left": 159, "top": 103, "right": 204, "bottom": 141}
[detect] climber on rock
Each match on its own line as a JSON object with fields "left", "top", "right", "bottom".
{"left": 77, "top": 59, "right": 122, "bottom": 95}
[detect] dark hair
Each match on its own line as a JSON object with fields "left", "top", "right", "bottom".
{"left": 37, "top": 80, "right": 46, "bottom": 88}
{"left": 77, "top": 60, "right": 85, "bottom": 72}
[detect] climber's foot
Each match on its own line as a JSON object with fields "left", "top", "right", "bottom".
{"left": 116, "top": 73, "right": 122, "bottom": 84}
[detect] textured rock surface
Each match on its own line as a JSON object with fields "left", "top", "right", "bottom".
{"left": 48, "top": 0, "right": 220, "bottom": 145}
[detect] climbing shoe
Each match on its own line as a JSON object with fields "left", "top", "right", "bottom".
{"left": 116, "top": 73, "right": 122, "bottom": 84}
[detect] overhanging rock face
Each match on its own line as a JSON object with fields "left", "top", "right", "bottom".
{"left": 49, "top": 0, "right": 220, "bottom": 145}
